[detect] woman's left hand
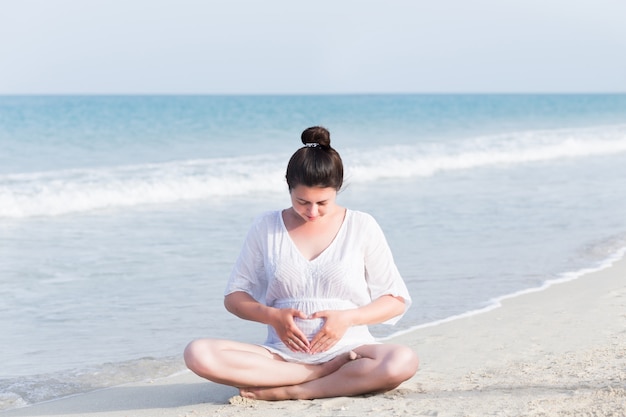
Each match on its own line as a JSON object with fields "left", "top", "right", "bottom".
{"left": 307, "top": 296, "right": 405, "bottom": 354}
{"left": 308, "top": 310, "right": 354, "bottom": 354}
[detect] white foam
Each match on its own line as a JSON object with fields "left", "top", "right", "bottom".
{"left": 345, "top": 124, "right": 626, "bottom": 181}
{"left": 0, "top": 156, "right": 287, "bottom": 218}
{"left": 2, "top": 124, "right": 625, "bottom": 218}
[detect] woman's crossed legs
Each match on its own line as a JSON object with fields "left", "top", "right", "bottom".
{"left": 184, "top": 338, "right": 419, "bottom": 401}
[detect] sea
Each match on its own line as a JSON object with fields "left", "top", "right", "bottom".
{"left": 1, "top": 94, "right": 626, "bottom": 410}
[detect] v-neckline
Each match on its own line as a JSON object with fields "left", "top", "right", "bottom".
{"left": 279, "top": 209, "right": 349, "bottom": 262}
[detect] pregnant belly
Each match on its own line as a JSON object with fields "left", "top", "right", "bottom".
{"left": 293, "top": 317, "right": 325, "bottom": 341}
{"left": 273, "top": 298, "right": 355, "bottom": 341}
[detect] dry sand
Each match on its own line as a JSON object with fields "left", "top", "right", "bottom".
{"left": 2, "top": 256, "right": 625, "bottom": 417}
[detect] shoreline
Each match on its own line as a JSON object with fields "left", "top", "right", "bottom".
{"left": 381, "top": 246, "right": 626, "bottom": 341}
{"left": 2, "top": 251, "right": 625, "bottom": 416}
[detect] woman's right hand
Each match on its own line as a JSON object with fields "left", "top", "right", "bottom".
{"left": 269, "top": 308, "right": 311, "bottom": 353}
{"left": 224, "top": 292, "right": 310, "bottom": 352}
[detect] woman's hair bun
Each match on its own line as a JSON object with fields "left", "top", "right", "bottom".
{"left": 301, "top": 126, "right": 331, "bottom": 149}
{"left": 287, "top": 126, "right": 343, "bottom": 190}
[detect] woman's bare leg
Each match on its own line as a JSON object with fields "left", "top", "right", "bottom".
{"left": 184, "top": 338, "right": 358, "bottom": 388}
{"left": 239, "top": 344, "right": 419, "bottom": 400}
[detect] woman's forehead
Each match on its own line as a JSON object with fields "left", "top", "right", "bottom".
{"left": 290, "top": 185, "right": 337, "bottom": 201}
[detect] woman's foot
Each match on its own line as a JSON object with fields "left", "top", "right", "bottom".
{"left": 239, "top": 350, "right": 359, "bottom": 400}
{"left": 239, "top": 385, "right": 296, "bottom": 401}
{"left": 317, "top": 350, "right": 358, "bottom": 376}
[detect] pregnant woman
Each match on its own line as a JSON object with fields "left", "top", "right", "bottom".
{"left": 184, "top": 126, "right": 419, "bottom": 400}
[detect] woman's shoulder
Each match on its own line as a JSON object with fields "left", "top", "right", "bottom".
{"left": 346, "top": 209, "right": 376, "bottom": 223}
{"left": 251, "top": 210, "right": 281, "bottom": 225}
{"left": 238, "top": 211, "right": 282, "bottom": 245}
{"left": 254, "top": 210, "right": 281, "bottom": 221}
{"left": 345, "top": 209, "right": 380, "bottom": 230}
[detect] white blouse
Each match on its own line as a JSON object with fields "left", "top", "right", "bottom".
{"left": 225, "top": 209, "right": 411, "bottom": 364}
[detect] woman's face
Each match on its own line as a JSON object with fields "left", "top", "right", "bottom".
{"left": 289, "top": 185, "right": 338, "bottom": 223}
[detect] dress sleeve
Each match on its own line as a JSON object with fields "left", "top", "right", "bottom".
{"left": 224, "top": 214, "right": 268, "bottom": 304}
{"left": 362, "top": 213, "right": 412, "bottom": 325}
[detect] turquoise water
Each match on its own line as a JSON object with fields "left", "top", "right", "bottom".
{"left": 1, "top": 94, "right": 626, "bottom": 409}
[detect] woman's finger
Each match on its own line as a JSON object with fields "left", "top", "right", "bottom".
{"left": 285, "top": 334, "right": 309, "bottom": 352}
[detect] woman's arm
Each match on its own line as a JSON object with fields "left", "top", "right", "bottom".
{"left": 345, "top": 294, "right": 406, "bottom": 326}
{"left": 224, "top": 291, "right": 276, "bottom": 324}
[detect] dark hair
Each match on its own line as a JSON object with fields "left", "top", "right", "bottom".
{"left": 285, "top": 126, "right": 344, "bottom": 191}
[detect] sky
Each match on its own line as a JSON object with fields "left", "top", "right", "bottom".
{"left": 1, "top": 0, "right": 625, "bottom": 94}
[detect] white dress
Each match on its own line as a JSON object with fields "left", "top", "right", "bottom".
{"left": 224, "top": 209, "right": 411, "bottom": 364}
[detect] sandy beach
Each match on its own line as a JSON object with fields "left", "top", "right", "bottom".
{"left": 2, "top": 255, "right": 625, "bottom": 417}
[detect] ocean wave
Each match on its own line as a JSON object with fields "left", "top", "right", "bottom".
{"left": 2, "top": 125, "right": 625, "bottom": 218}
{"left": 0, "top": 155, "right": 287, "bottom": 218}
{"left": 345, "top": 124, "right": 626, "bottom": 180}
